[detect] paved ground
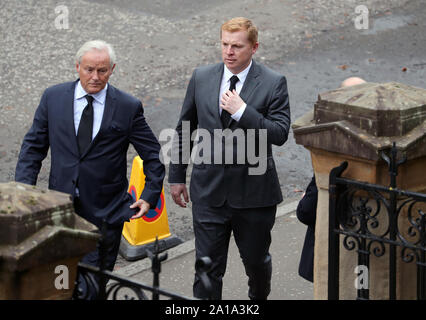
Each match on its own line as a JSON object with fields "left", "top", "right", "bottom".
{"left": 1, "top": 0, "right": 426, "bottom": 300}
{"left": 114, "top": 199, "right": 313, "bottom": 300}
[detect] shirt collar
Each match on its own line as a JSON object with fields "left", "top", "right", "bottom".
{"left": 223, "top": 60, "right": 252, "bottom": 84}
{"left": 75, "top": 80, "right": 108, "bottom": 104}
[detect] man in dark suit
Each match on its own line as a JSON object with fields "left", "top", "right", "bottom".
{"left": 15, "top": 40, "right": 165, "bottom": 276}
{"left": 169, "top": 17, "right": 291, "bottom": 299}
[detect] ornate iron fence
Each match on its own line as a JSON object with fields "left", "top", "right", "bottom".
{"left": 72, "top": 228, "right": 212, "bottom": 300}
{"left": 328, "top": 143, "right": 426, "bottom": 300}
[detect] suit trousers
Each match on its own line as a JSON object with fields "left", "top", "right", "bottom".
{"left": 192, "top": 202, "right": 276, "bottom": 300}
{"left": 74, "top": 197, "right": 124, "bottom": 299}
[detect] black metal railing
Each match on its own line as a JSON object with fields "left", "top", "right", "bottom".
{"left": 328, "top": 143, "right": 426, "bottom": 300}
{"left": 72, "top": 229, "right": 212, "bottom": 300}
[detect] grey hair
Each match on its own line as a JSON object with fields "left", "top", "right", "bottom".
{"left": 75, "top": 40, "right": 116, "bottom": 67}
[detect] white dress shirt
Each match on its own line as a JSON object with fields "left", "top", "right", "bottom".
{"left": 73, "top": 81, "right": 108, "bottom": 139}
{"left": 219, "top": 60, "right": 252, "bottom": 121}
{"left": 73, "top": 81, "right": 107, "bottom": 196}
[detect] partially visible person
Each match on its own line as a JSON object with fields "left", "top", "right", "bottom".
{"left": 296, "top": 76, "right": 366, "bottom": 282}
{"left": 340, "top": 76, "right": 366, "bottom": 88}
{"left": 296, "top": 176, "right": 317, "bottom": 282}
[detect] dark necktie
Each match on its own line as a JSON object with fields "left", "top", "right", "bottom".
{"left": 77, "top": 95, "right": 94, "bottom": 155}
{"left": 221, "top": 75, "right": 239, "bottom": 127}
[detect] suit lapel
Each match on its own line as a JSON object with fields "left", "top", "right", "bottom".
{"left": 86, "top": 84, "right": 117, "bottom": 154}
{"left": 211, "top": 64, "right": 224, "bottom": 126}
{"left": 65, "top": 80, "right": 80, "bottom": 157}
{"left": 239, "top": 60, "right": 261, "bottom": 104}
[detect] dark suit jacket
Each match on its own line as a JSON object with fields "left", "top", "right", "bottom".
{"left": 15, "top": 80, "right": 165, "bottom": 227}
{"left": 168, "top": 60, "right": 290, "bottom": 208}
{"left": 296, "top": 176, "right": 317, "bottom": 282}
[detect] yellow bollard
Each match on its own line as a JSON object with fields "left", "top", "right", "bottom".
{"left": 119, "top": 156, "right": 182, "bottom": 261}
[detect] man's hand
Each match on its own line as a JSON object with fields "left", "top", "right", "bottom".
{"left": 220, "top": 89, "right": 245, "bottom": 115}
{"left": 129, "top": 199, "right": 151, "bottom": 220}
{"left": 170, "top": 184, "right": 189, "bottom": 208}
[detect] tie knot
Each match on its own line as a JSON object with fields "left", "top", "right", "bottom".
{"left": 85, "top": 95, "right": 94, "bottom": 104}
{"left": 230, "top": 75, "right": 239, "bottom": 85}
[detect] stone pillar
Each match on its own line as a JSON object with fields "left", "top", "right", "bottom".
{"left": 292, "top": 82, "right": 426, "bottom": 299}
{"left": 0, "top": 182, "right": 99, "bottom": 299}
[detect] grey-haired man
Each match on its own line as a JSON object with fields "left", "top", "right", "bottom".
{"left": 15, "top": 40, "right": 165, "bottom": 295}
